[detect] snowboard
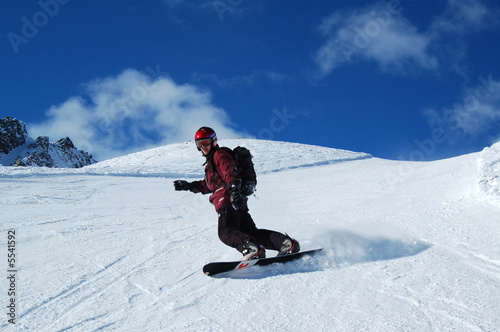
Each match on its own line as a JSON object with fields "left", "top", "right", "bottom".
{"left": 203, "top": 248, "right": 323, "bottom": 277}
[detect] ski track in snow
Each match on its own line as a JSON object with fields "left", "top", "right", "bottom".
{"left": 1, "top": 139, "right": 499, "bottom": 331}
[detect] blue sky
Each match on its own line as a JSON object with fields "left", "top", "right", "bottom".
{"left": 2, "top": 0, "right": 500, "bottom": 161}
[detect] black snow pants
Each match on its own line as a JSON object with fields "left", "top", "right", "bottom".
{"left": 217, "top": 204, "right": 287, "bottom": 253}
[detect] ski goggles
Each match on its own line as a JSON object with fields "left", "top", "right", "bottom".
{"left": 196, "top": 138, "right": 212, "bottom": 148}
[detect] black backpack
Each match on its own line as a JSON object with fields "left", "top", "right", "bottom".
{"left": 215, "top": 146, "right": 257, "bottom": 196}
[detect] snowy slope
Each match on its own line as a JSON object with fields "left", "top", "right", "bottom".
{"left": 1, "top": 140, "right": 499, "bottom": 331}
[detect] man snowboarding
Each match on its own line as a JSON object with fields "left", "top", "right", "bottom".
{"left": 174, "top": 127, "right": 300, "bottom": 260}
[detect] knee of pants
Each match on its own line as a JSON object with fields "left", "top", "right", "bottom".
{"left": 217, "top": 227, "right": 229, "bottom": 242}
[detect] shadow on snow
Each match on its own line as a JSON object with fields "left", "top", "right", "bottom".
{"left": 214, "top": 230, "right": 432, "bottom": 279}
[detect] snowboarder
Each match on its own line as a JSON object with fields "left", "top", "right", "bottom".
{"left": 174, "top": 127, "right": 300, "bottom": 260}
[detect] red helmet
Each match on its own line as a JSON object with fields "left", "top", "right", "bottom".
{"left": 194, "top": 127, "right": 217, "bottom": 151}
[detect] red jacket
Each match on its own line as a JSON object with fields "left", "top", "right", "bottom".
{"left": 196, "top": 148, "right": 238, "bottom": 212}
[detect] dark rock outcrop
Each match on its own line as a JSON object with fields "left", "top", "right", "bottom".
{"left": 0, "top": 116, "right": 97, "bottom": 168}
{"left": 0, "top": 115, "right": 28, "bottom": 155}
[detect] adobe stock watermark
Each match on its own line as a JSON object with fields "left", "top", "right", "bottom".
{"left": 383, "top": 74, "right": 499, "bottom": 191}
{"left": 213, "top": 0, "right": 243, "bottom": 21}
{"left": 173, "top": 191, "right": 209, "bottom": 222}
{"left": 338, "top": 0, "right": 403, "bottom": 62}
{"left": 7, "top": 0, "right": 71, "bottom": 54}
{"left": 383, "top": 129, "right": 448, "bottom": 191}
{"left": 258, "top": 107, "right": 297, "bottom": 140}
{"left": 6, "top": 230, "right": 17, "bottom": 325}
{"left": 435, "top": 74, "right": 499, "bottom": 133}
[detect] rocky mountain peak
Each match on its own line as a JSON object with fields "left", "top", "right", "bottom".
{"left": 0, "top": 116, "right": 97, "bottom": 168}
{"left": 0, "top": 115, "right": 28, "bottom": 155}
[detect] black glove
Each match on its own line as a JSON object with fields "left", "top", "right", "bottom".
{"left": 229, "top": 180, "right": 247, "bottom": 211}
{"left": 174, "top": 180, "right": 199, "bottom": 193}
{"left": 230, "top": 190, "right": 247, "bottom": 211}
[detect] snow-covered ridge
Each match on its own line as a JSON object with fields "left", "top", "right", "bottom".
{"left": 89, "top": 139, "right": 372, "bottom": 177}
{"left": 0, "top": 139, "right": 372, "bottom": 177}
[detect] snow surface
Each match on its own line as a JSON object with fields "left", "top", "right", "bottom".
{"left": 1, "top": 139, "right": 499, "bottom": 331}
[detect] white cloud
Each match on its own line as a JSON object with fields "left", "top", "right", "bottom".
{"left": 313, "top": 2, "right": 437, "bottom": 76}
{"left": 425, "top": 0, "right": 498, "bottom": 76}
{"left": 313, "top": 0, "right": 498, "bottom": 77}
{"left": 429, "top": 0, "right": 496, "bottom": 34}
{"left": 424, "top": 75, "right": 500, "bottom": 138}
{"left": 29, "top": 69, "right": 242, "bottom": 161}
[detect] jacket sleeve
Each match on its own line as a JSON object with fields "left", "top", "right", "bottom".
{"left": 213, "top": 150, "right": 238, "bottom": 186}
{"left": 194, "top": 179, "right": 211, "bottom": 194}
